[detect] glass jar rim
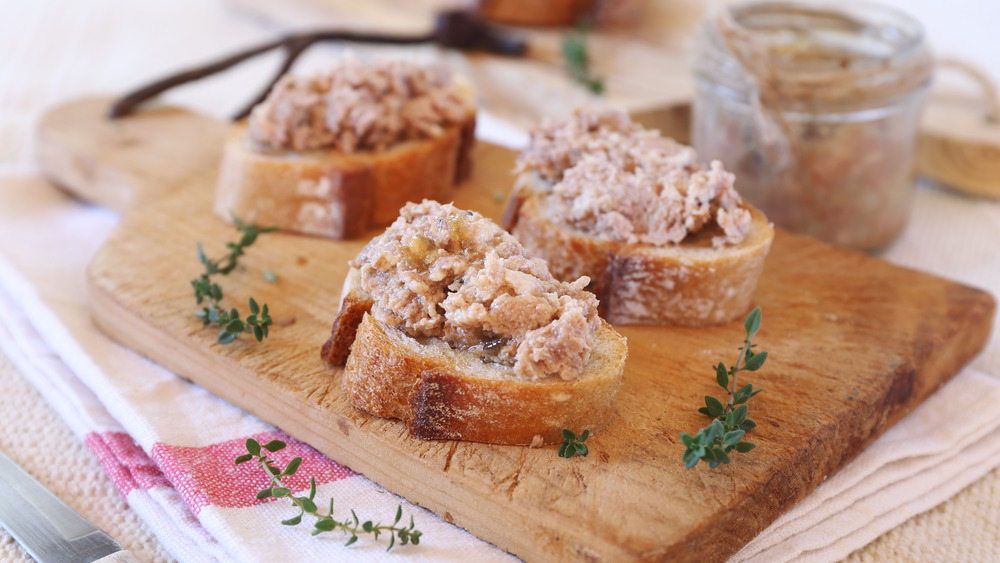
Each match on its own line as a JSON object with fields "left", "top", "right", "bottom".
{"left": 693, "top": 0, "right": 934, "bottom": 110}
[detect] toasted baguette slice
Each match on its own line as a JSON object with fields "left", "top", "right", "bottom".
{"left": 320, "top": 268, "right": 373, "bottom": 365}
{"left": 343, "top": 312, "right": 627, "bottom": 445}
{"left": 213, "top": 113, "right": 476, "bottom": 239}
{"left": 504, "top": 186, "right": 775, "bottom": 326}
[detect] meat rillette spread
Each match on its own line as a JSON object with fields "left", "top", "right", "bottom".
{"left": 353, "top": 200, "right": 600, "bottom": 381}
{"left": 517, "top": 108, "right": 751, "bottom": 248}
{"left": 248, "top": 58, "right": 471, "bottom": 154}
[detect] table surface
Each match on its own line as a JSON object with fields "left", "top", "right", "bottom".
{"left": 2, "top": 1, "right": 1000, "bottom": 562}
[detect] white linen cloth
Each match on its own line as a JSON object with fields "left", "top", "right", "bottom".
{"left": 2, "top": 1, "right": 1000, "bottom": 562}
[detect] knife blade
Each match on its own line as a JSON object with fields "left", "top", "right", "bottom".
{"left": 0, "top": 447, "right": 138, "bottom": 562}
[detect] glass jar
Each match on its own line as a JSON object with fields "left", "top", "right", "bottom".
{"left": 691, "top": 1, "right": 933, "bottom": 250}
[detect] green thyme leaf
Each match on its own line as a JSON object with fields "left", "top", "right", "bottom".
{"left": 562, "top": 23, "right": 604, "bottom": 95}
{"left": 744, "top": 307, "right": 762, "bottom": 338}
{"left": 705, "top": 396, "right": 725, "bottom": 417}
{"left": 745, "top": 350, "right": 768, "bottom": 371}
{"left": 315, "top": 518, "right": 335, "bottom": 532}
{"left": 733, "top": 404, "right": 748, "bottom": 424}
{"left": 681, "top": 308, "right": 768, "bottom": 469}
{"left": 733, "top": 383, "right": 753, "bottom": 405}
{"left": 299, "top": 498, "right": 317, "bottom": 513}
{"left": 264, "top": 440, "right": 285, "bottom": 452}
{"left": 246, "top": 439, "right": 261, "bottom": 456}
{"left": 724, "top": 430, "right": 745, "bottom": 446}
{"left": 191, "top": 217, "right": 276, "bottom": 345}
{"left": 284, "top": 457, "right": 302, "bottom": 476}
{"left": 559, "top": 428, "right": 591, "bottom": 458}
{"left": 716, "top": 362, "right": 729, "bottom": 389}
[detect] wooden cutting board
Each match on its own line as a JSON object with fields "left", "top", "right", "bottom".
{"left": 41, "top": 98, "right": 995, "bottom": 562}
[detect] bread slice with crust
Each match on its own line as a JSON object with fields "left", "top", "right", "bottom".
{"left": 503, "top": 181, "right": 775, "bottom": 326}
{"left": 321, "top": 257, "right": 629, "bottom": 446}
{"left": 322, "top": 200, "right": 629, "bottom": 445}
{"left": 214, "top": 115, "right": 475, "bottom": 239}
{"left": 343, "top": 312, "right": 627, "bottom": 445}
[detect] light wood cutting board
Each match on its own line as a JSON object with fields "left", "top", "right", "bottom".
{"left": 40, "top": 98, "right": 996, "bottom": 562}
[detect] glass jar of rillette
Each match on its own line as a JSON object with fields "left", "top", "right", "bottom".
{"left": 690, "top": 1, "right": 933, "bottom": 251}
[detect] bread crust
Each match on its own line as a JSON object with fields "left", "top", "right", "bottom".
{"left": 214, "top": 114, "right": 476, "bottom": 239}
{"left": 504, "top": 186, "right": 775, "bottom": 326}
{"left": 343, "top": 313, "right": 627, "bottom": 445}
{"left": 320, "top": 268, "right": 373, "bottom": 365}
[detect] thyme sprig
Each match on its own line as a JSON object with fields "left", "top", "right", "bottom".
{"left": 681, "top": 307, "right": 768, "bottom": 469}
{"left": 562, "top": 23, "right": 604, "bottom": 95}
{"left": 191, "top": 217, "right": 278, "bottom": 344}
{"left": 559, "top": 428, "right": 590, "bottom": 458}
{"left": 236, "top": 439, "right": 423, "bottom": 550}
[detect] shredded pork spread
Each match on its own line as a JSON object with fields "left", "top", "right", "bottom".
{"left": 516, "top": 108, "right": 752, "bottom": 247}
{"left": 354, "top": 201, "right": 600, "bottom": 381}
{"left": 248, "top": 58, "right": 470, "bottom": 153}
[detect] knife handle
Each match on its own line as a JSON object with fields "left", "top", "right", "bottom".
{"left": 94, "top": 550, "right": 143, "bottom": 563}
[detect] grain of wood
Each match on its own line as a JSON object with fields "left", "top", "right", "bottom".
{"left": 35, "top": 97, "right": 228, "bottom": 211}
{"left": 82, "top": 136, "right": 994, "bottom": 561}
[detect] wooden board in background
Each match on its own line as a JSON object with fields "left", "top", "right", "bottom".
{"left": 36, "top": 97, "right": 228, "bottom": 212}
{"left": 75, "top": 104, "right": 995, "bottom": 561}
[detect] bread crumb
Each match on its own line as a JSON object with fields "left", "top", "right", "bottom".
{"left": 530, "top": 435, "right": 544, "bottom": 448}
